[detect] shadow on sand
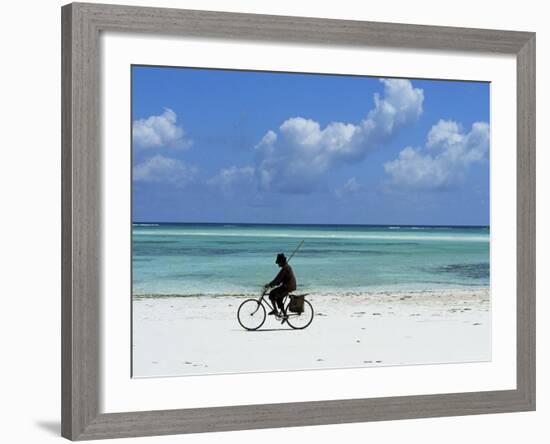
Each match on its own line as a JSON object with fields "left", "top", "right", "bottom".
{"left": 232, "top": 327, "right": 294, "bottom": 332}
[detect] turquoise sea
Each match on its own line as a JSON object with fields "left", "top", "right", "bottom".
{"left": 132, "top": 223, "right": 490, "bottom": 297}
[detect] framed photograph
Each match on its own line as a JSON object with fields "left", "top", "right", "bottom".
{"left": 61, "top": 2, "right": 536, "bottom": 440}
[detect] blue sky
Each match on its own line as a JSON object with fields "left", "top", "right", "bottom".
{"left": 132, "top": 66, "right": 490, "bottom": 226}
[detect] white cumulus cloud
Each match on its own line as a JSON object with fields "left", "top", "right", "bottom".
{"left": 254, "top": 79, "right": 424, "bottom": 193}
{"left": 207, "top": 166, "right": 255, "bottom": 191}
{"left": 384, "top": 119, "right": 489, "bottom": 190}
{"left": 336, "top": 177, "right": 363, "bottom": 197}
{"left": 132, "top": 108, "right": 192, "bottom": 149}
{"left": 133, "top": 154, "right": 196, "bottom": 186}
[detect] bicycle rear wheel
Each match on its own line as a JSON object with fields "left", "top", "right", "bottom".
{"left": 237, "top": 299, "right": 266, "bottom": 331}
{"left": 286, "top": 300, "right": 314, "bottom": 330}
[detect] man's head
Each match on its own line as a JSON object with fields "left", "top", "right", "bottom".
{"left": 275, "top": 253, "right": 287, "bottom": 267}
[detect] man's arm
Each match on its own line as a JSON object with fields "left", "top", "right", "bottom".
{"left": 268, "top": 268, "right": 286, "bottom": 287}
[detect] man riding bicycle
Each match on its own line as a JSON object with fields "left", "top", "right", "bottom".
{"left": 264, "top": 253, "right": 297, "bottom": 317}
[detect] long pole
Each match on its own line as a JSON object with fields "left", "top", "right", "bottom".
{"left": 287, "top": 239, "right": 304, "bottom": 263}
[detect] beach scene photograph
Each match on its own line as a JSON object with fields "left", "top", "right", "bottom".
{"left": 131, "top": 66, "right": 490, "bottom": 377}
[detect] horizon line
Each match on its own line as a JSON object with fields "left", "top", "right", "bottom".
{"left": 132, "top": 221, "right": 490, "bottom": 228}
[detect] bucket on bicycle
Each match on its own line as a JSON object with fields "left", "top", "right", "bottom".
{"left": 289, "top": 294, "right": 305, "bottom": 313}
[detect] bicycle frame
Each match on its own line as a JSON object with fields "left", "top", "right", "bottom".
{"left": 255, "top": 289, "right": 302, "bottom": 317}
{"left": 237, "top": 288, "right": 313, "bottom": 331}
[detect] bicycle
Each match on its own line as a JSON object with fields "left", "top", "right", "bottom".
{"left": 237, "top": 287, "right": 314, "bottom": 331}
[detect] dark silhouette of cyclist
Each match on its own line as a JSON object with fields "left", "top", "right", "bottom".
{"left": 264, "top": 253, "right": 297, "bottom": 317}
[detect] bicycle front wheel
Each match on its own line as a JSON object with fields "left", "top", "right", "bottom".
{"left": 286, "top": 300, "right": 314, "bottom": 330}
{"left": 237, "top": 299, "right": 266, "bottom": 331}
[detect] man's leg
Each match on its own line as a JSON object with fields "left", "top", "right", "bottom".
{"left": 269, "top": 287, "right": 286, "bottom": 315}
{"left": 268, "top": 287, "right": 279, "bottom": 314}
{"left": 277, "top": 290, "right": 290, "bottom": 324}
{"left": 275, "top": 288, "right": 289, "bottom": 315}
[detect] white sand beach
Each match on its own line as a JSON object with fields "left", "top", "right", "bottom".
{"left": 132, "top": 288, "right": 490, "bottom": 377}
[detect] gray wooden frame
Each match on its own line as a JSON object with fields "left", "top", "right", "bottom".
{"left": 61, "top": 2, "right": 536, "bottom": 440}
